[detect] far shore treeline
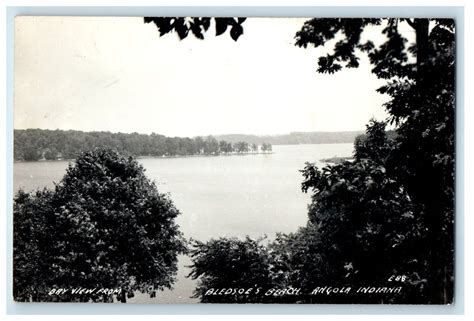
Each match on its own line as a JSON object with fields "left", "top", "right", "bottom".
{"left": 214, "top": 131, "right": 362, "bottom": 145}
{"left": 14, "top": 129, "right": 276, "bottom": 161}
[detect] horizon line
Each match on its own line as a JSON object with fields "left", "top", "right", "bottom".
{"left": 13, "top": 127, "right": 365, "bottom": 138}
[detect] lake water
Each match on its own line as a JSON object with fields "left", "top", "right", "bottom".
{"left": 13, "top": 143, "right": 354, "bottom": 303}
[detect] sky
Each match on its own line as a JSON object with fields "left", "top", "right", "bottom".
{"left": 14, "top": 17, "right": 402, "bottom": 137}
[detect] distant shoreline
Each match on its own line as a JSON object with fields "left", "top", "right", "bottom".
{"left": 136, "top": 152, "right": 275, "bottom": 160}
{"left": 320, "top": 156, "right": 354, "bottom": 164}
{"left": 13, "top": 151, "right": 276, "bottom": 163}
{"left": 13, "top": 141, "right": 356, "bottom": 163}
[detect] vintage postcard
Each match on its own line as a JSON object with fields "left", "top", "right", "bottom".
{"left": 13, "top": 16, "right": 455, "bottom": 304}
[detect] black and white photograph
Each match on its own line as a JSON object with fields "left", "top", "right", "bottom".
{"left": 12, "top": 16, "right": 456, "bottom": 304}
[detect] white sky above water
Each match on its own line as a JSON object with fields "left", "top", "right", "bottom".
{"left": 14, "top": 17, "right": 412, "bottom": 137}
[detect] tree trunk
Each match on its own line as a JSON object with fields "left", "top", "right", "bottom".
{"left": 413, "top": 18, "right": 454, "bottom": 304}
{"left": 120, "top": 290, "right": 127, "bottom": 303}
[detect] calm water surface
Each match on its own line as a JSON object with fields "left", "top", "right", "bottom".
{"left": 13, "top": 143, "right": 353, "bottom": 303}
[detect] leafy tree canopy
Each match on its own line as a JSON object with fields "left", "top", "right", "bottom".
{"left": 144, "top": 17, "right": 246, "bottom": 41}
{"left": 147, "top": 17, "right": 455, "bottom": 304}
{"left": 187, "top": 236, "right": 273, "bottom": 303}
{"left": 292, "top": 17, "right": 454, "bottom": 303}
{"left": 14, "top": 149, "right": 187, "bottom": 302}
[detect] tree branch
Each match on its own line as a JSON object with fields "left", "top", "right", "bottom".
{"left": 405, "top": 19, "right": 417, "bottom": 30}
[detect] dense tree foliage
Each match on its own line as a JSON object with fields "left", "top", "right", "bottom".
{"left": 294, "top": 18, "right": 455, "bottom": 303}
{"left": 188, "top": 118, "right": 448, "bottom": 304}
{"left": 13, "top": 149, "right": 187, "bottom": 302}
{"left": 158, "top": 17, "right": 455, "bottom": 304}
{"left": 188, "top": 123, "right": 421, "bottom": 304}
{"left": 215, "top": 132, "right": 362, "bottom": 145}
{"left": 144, "top": 17, "right": 246, "bottom": 41}
{"left": 14, "top": 129, "right": 267, "bottom": 161}
{"left": 13, "top": 188, "right": 55, "bottom": 302}
{"left": 298, "top": 121, "right": 426, "bottom": 303}
{"left": 188, "top": 237, "right": 274, "bottom": 303}
{"left": 261, "top": 143, "right": 273, "bottom": 152}
{"left": 11, "top": 16, "right": 456, "bottom": 305}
